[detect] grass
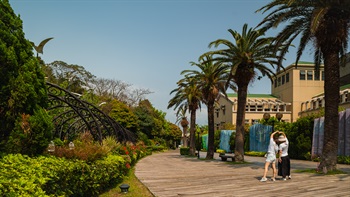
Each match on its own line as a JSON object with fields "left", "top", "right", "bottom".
{"left": 294, "top": 168, "right": 348, "bottom": 175}
{"left": 99, "top": 168, "right": 154, "bottom": 197}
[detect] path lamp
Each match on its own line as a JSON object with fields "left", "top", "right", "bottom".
{"left": 48, "top": 141, "right": 55, "bottom": 153}
{"left": 263, "top": 113, "right": 274, "bottom": 132}
{"left": 119, "top": 184, "right": 130, "bottom": 193}
{"left": 69, "top": 141, "right": 75, "bottom": 150}
{"left": 276, "top": 112, "right": 283, "bottom": 122}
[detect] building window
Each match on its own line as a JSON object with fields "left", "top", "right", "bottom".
{"left": 322, "top": 71, "right": 325, "bottom": 81}
{"left": 307, "top": 71, "right": 313, "bottom": 80}
{"left": 286, "top": 72, "right": 289, "bottom": 83}
{"left": 300, "top": 70, "right": 306, "bottom": 80}
{"left": 314, "top": 70, "right": 320, "bottom": 80}
{"left": 250, "top": 105, "right": 256, "bottom": 112}
{"left": 282, "top": 75, "right": 285, "bottom": 85}
{"left": 278, "top": 77, "right": 281, "bottom": 86}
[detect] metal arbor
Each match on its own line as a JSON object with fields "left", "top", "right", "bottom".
{"left": 46, "top": 82, "right": 136, "bottom": 143}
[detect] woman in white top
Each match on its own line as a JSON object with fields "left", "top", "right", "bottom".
{"left": 260, "top": 131, "right": 280, "bottom": 182}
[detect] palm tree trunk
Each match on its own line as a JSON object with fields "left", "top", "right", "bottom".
{"left": 234, "top": 84, "right": 248, "bottom": 162}
{"left": 206, "top": 102, "right": 215, "bottom": 159}
{"left": 319, "top": 52, "right": 339, "bottom": 172}
{"left": 189, "top": 109, "right": 197, "bottom": 156}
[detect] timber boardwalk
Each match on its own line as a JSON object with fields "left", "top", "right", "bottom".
{"left": 135, "top": 150, "right": 350, "bottom": 197}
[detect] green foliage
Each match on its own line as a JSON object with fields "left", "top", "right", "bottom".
{"left": 229, "top": 132, "right": 236, "bottom": 152}
{"left": 180, "top": 147, "right": 190, "bottom": 155}
{"left": 216, "top": 149, "right": 225, "bottom": 154}
{"left": 52, "top": 132, "right": 111, "bottom": 162}
{"left": 133, "top": 100, "right": 157, "bottom": 139}
{"left": 214, "top": 130, "right": 221, "bottom": 150}
{"left": 109, "top": 100, "right": 139, "bottom": 133}
{"left": 0, "top": 139, "right": 151, "bottom": 196}
{"left": 5, "top": 108, "right": 53, "bottom": 156}
{"left": 337, "top": 156, "right": 350, "bottom": 165}
{"left": 0, "top": 0, "right": 49, "bottom": 152}
{"left": 245, "top": 151, "right": 266, "bottom": 157}
{"left": 137, "top": 131, "right": 152, "bottom": 146}
{"left": 149, "top": 145, "right": 166, "bottom": 152}
{"left": 45, "top": 60, "right": 96, "bottom": 94}
{"left": 282, "top": 116, "right": 314, "bottom": 160}
{"left": 164, "top": 122, "right": 182, "bottom": 149}
{"left": 0, "top": 154, "right": 49, "bottom": 196}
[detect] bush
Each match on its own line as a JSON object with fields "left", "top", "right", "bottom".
{"left": 229, "top": 132, "right": 236, "bottom": 152}
{"left": 245, "top": 151, "right": 265, "bottom": 157}
{"left": 0, "top": 153, "right": 128, "bottom": 196}
{"left": 5, "top": 108, "right": 53, "bottom": 156}
{"left": 214, "top": 130, "right": 221, "bottom": 150}
{"left": 51, "top": 132, "right": 110, "bottom": 162}
{"left": 180, "top": 147, "right": 190, "bottom": 155}
{"left": 338, "top": 156, "right": 350, "bottom": 164}
{"left": 216, "top": 149, "right": 225, "bottom": 154}
{"left": 279, "top": 116, "right": 314, "bottom": 160}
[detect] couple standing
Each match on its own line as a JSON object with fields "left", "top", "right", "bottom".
{"left": 260, "top": 131, "right": 291, "bottom": 182}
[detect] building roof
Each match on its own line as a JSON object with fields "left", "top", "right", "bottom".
{"left": 227, "top": 93, "right": 277, "bottom": 98}
{"left": 312, "top": 83, "right": 350, "bottom": 98}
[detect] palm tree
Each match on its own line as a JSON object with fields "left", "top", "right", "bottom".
{"left": 201, "top": 24, "right": 281, "bottom": 162}
{"left": 168, "top": 77, "right": 202, "bottom": 155}
{"left": 182, "top": 55, "right": 233, "bottom": 159}
{"left": 257, "top": 0, "right": 350, "bottom": 172}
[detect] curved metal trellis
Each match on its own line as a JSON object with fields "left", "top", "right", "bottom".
{"left": 46, "top": 82, "right": 136, "bottom": 143}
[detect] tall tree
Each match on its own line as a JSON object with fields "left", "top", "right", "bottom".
{"left": 257, "top": 0, "right": 350, "bottom": 172}
{"left": 45, "top": 61, "right": 96, "bottom": 94}
{"left": 202, "top": 24, "right": 280, "bottom": 162}
{"left": 182, "top": 55, "right": 232, "bottom": 159}
{"left": 168, "top": 76, "right": 202, "bottom": 155}
{"left": 0, "top": 0, "right": 52, "bottom": 154}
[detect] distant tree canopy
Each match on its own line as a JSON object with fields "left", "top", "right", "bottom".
{"left": 0, "top": 0, "right": 53, "bottom": 154}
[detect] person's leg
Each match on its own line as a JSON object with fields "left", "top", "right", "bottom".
{"left": 263, "top": 162, "right": 270, "bottom": 177}
{"left": 260, "top": 161, "right": 270, "bottom": 181}
{"left": 286, "top": 156, "right": 291, "bottom": 178}
{"left": 281, "top": 156, "right": 288, "bottom": 180}
{"left": 271, "top": 162, "right": 277, "bottom": 180}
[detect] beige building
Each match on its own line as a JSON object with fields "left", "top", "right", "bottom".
{"left": 215, "top": 61, "right": 350, "bottom": 129}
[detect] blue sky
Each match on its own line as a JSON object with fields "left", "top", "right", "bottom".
{"left": 10, "top": 0, "right": 313, "bottom": 125}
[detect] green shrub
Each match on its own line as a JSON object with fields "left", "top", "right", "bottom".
{"left": 338, "top": 156, "right": 350, "bottom": 164}
{"left": 180, "top": 147, "right": 190, "bottom": 155}
{"left": 149, "top": 145, "right": 166, "bottom": 152}
{"left": 245, "top": 151, "right": 265, "bottom": 157}
{"left": 52, "top": 132, "right": 109, "bottom": 162}
{"left": 214, "top": 130, "right": 221, "bottom": 150}
{"left": 216, "top": 149, "right": 226, "bottom": 154}
{"left": 0, "top": 154, "right": 49, "bottom": 196}
{"left": 0, "top": 153, "right": 128, "bottom": 196}
{"left": 5, "top": 108, "right": 54, "bottom": 156}
{"left": 229, "top": 132, "right": 236, "bottom": 152}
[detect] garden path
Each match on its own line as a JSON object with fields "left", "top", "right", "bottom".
{"left": 135, "top": 150, "right": 350, "bottom": 197}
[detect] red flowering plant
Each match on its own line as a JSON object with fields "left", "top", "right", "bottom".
{"left": 118, "top": 142, "right": 147, "bottom": 166}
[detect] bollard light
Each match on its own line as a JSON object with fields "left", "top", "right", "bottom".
{"left": 119, "top": 184, "right": 130, "bottom": 193}
{"left": 48, "top": 141, "right": 55, "bottom": 153}
{"left": 69, "top": 141, "right": 75, "bottom": 150}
